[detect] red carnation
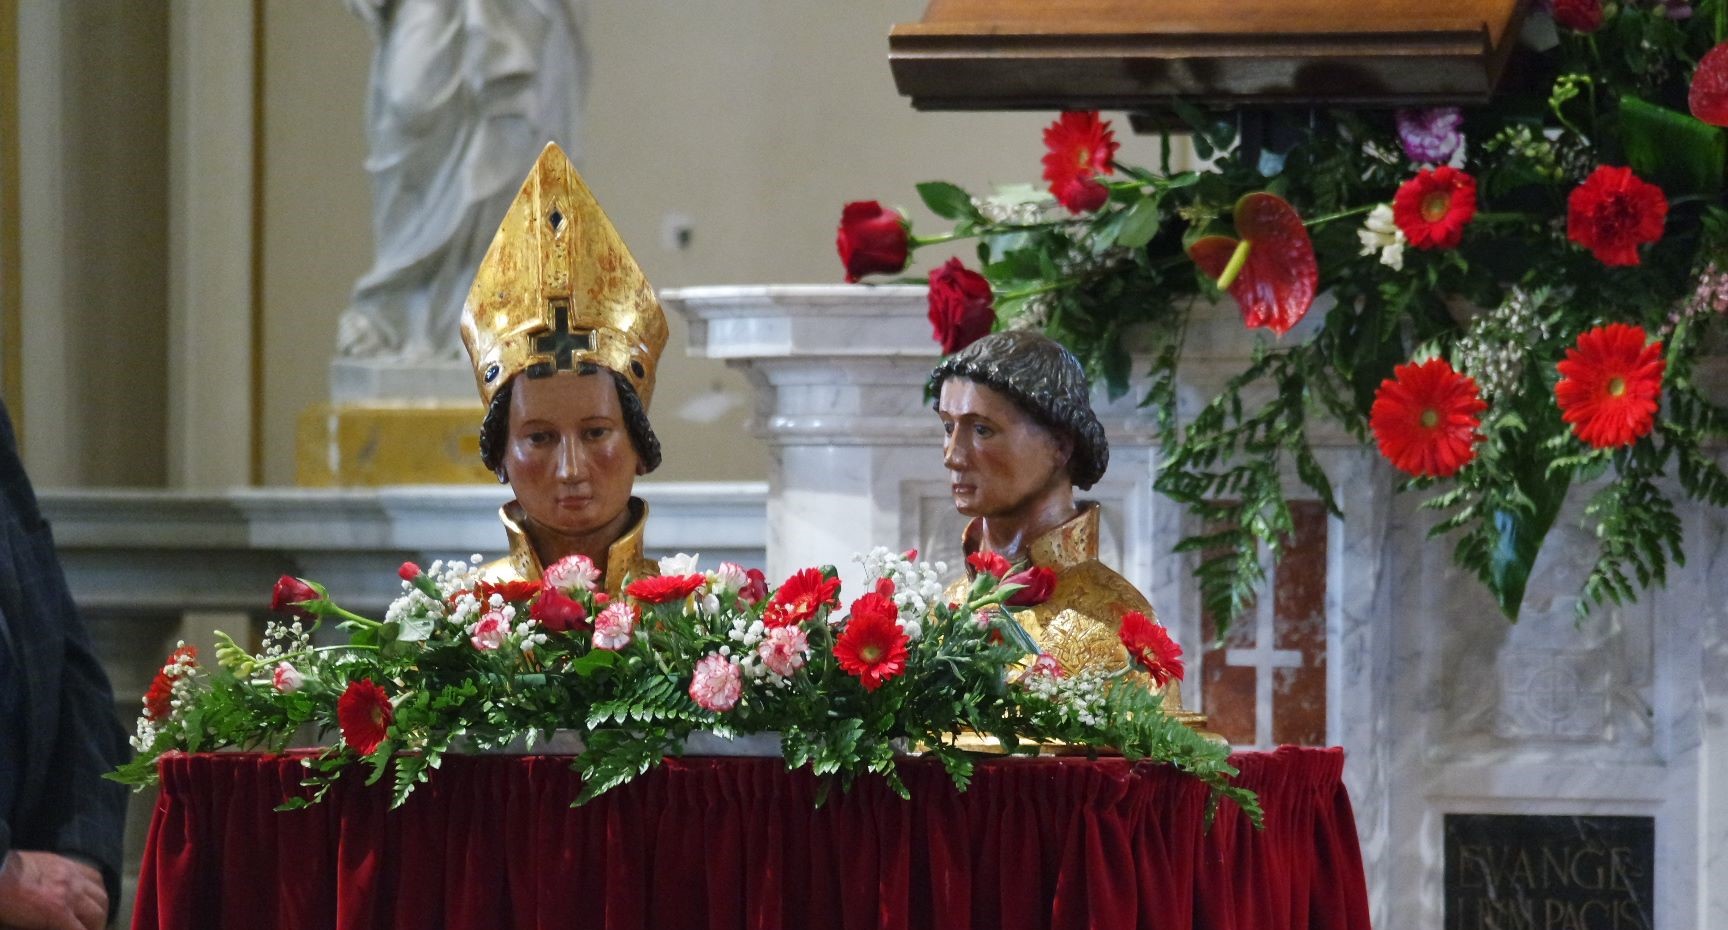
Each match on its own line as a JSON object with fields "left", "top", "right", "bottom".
{"left": 1369, "top": 358, "right": 1487, "bottom": 478}
{"left": 143, "top": 645, "right": 197, "bottom": 721}
{"left": 965, "top": 550, "right": 1012, "bottom": 580}
{"left": 477, "top": 579, "right": 541, "bottom": 605}
{"left": 1004, "top": 566, "right": 1058, "bottom": 607}
{"left": 1567, "top": 166, "right": 1667, "bottom": 267}
{"left": 837, "top": 201, "right": 910, "bottom": 283}
{"left": 1041, "top": 111, "right": 1119, "bottom": 214}
{"left": 1117, "top": 611, "right": 1184, "bottom": 687}
{"left": 927, "top": 258, "right": 994, "bottom": 355}
{"left": 1550, "top": 0, "right": 1603, "bottom": 32}
{"left": 397, "top": 562, "right": 421, "bottom": 582}
{"left": 1392, "top": 166, "right": 1478, "bottom": 250}
{"left": 530, "top": 584, "right": 590, "bottom": 632}
{"left": 337, "top": 679, "right": 393, "bottom": 756}
{"left": 1555, "top": 323, "right": 1665, "bottom": 448}
{"left": 625, "top": 574, "right": 706, "bottom": 605}
{"left": 834, "top": 603, "right": 910, "bottom": 692}
{"left": 271, "top": 575, "right": 320, "bottom": 620}
{"left": 764, "top": 568, "right": 842, "bottom": 628}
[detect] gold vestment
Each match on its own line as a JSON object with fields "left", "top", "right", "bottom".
{"left": 955, "top": 502, "right": 1207, "bottom": 729}
{"left": 482, "top": 497, "right": 658, "bottom": 596}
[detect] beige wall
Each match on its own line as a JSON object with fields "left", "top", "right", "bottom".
{"left": 14, "top": 0, "right": 1175, "bottom": 487}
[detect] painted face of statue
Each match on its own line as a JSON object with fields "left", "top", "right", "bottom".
{"left": 503, "top": 370, "right": 645, "bottom": 541}
{"left": 938, "top": 377, "right": 1073, "bottom": 521}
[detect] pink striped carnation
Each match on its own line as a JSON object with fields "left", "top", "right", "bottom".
{"left": 689, "top": 654, "right": 742, "bottom": 713}
{"left": 592, "top": 603, "right": 637, "bottom": 651}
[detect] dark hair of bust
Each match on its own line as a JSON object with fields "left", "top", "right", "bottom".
{"left": 928, "top": 330, "right": 1109, "bottom": 490}
{"left": 478, "top": 362, "right": 662, "bottom": 481}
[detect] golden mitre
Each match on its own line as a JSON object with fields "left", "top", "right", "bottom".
{"left": 460, "top": 142, "right": 668, "bottom": 409}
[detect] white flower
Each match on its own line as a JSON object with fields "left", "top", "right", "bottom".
{"left": 658, "top": 552, "right": 701, "bottom": 576}
{"left": 271, "top": 661, "right": 304, "bottom": 693}
{"left": 698, "top": 593, "right": 721, "bottom": 617}
{"left": 710, "top": 561, "right": 748, "bottom": 595}
{"left": 900, "top": 619, "right": 923, "bottom": 641}
{"left": 1357, "top": 203, "right": 1407, "bottom": 271}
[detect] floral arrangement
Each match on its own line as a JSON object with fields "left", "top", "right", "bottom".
{"left": 837, "top": 3, "right": 1728, "bottom": 626}
{"left": 113, "top": 551, "right": 1255, "bottom": 821}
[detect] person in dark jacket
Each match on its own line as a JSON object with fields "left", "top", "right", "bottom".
{"left": 0, "top": 401, "right": 128, "bottom": 930}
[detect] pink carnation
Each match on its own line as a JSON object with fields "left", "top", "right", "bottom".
{"left": 757, "top": 625, "right": 810, "bottom": 678}
{"left": 543, "top": 553, "right": 601, "bottom": 594}
{"left": 470, "top": 611, "right": 508, "bottom": 651}
{"left": 711, "top": 561, "right": 749, "bottom": 595}
{"left": 689, "top": 654, "right": 742, "bottom": 713}
{"left": 592, "top": 603, "right": 637, "bottom": 651}
{"left": 272, "top": 661, "right": 304, "bottom": 693}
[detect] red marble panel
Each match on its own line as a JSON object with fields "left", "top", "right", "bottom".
{"left": 1272, "top": 500, "right": 1328, "bottom": 746}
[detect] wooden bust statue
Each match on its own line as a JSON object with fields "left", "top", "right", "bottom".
{"left": 932, "top": 330, "right": 1206, "bottom": 729}
{"left": 459, "top": 142, "right": 665, "bottom": 593}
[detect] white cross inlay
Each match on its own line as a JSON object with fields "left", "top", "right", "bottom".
{"left": 1222, "top": 550, "right": 1303, "bottom": 749}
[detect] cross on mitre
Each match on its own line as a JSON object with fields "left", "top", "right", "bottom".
{"left": 533, "top": 300, "right": 593, "bottom": 370}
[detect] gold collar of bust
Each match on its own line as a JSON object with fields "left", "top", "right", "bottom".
{"left": 499, "top": 497, "right": 650, "bottom": 594}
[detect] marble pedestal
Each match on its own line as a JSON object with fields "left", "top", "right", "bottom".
{"left": 664, "top": 284, "right": 1728, "bottom": 929}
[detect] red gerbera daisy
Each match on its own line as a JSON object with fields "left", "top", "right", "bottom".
{"left": 1567, "top": 166, "right": 1668, "bottom": 267}
{"left": 1369, "top": 359, "right": 1488, "bottom": 478}
{"left": 624, "top": 574, "right": 706, "bottom": 605}
{"left": 337, "top": 679, "right": 393, "bottom": 756}
{"left": 1117, "top": 611, "right": 1184, "bottom": 687}
{"left": 763, "top": 567, "right": 842, "bottom": 628}
{"left": 1392, "top": 166, "right": 1478, "bottom": 250}
{"left": 1555, "top": 323, "right": 1665, "bottom": 448}
{"left": 1041, "top": 111, "right": 1119, "bottom": 214}
{"left": 834, "top": 605, "right": 910, "bottom": 691}
{"left": 476, "top": 579, "right": 541, "bottom": 605}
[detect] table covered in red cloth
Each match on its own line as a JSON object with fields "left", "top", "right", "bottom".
{"left": 130, "top": 746, "right": 1369, "bottom": 930}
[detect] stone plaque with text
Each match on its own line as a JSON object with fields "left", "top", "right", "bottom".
{"left": 1445, "top": 814, "right": 1654, "bottom": 930}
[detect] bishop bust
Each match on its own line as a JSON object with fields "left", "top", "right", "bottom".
{"left": 931, "top": 330, "right": 1205, "bottom": 729}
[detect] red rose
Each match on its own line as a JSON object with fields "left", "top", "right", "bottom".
{"left": 837, "top": 201, "right": 910, "bottom": 283}
{"left": 1117, "top": 611, "right": 1184, "bottom": 687}
{"left": 965, "top": 550, "right": 1013, "bottom": 580}
{"left": 337, "top": 679, "right": 393, "bottom": 756}
{"left": 926, "top": 258, "right": 994, "bottom": 355}
{"left": 625, "top": 574, "right": 706, "bottom": 605}
{"left": 1041, "top": 111, "right": 1119, "bottom": 214}
{"left": 1567, "top": 166, "right": 1667, "bottom": 267}
{"left": 764, "top": 568, "right": 842, "bottom": 627}
{"left": 530, "top": 584, "right": 590, "bottom": 632}
{"left": 270, "top": 575, "right": 320, "bottom": 620}
{"left": 1004, "top": 565, "right": 1058, "bottom": 607}
{"left": 739, "top": 568, "right": 769, "bottom": 606}
{"left": 1550, "top": 0, "right": 1603, "bottom": 32}
{"left": 1391, "top": 166, "right": 1477, "bottom": 251}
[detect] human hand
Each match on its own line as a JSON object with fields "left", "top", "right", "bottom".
{"left": 0, "top": 851, "right": 107, "bottom": 930}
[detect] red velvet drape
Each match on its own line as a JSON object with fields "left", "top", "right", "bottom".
{"left": 131, "top": 747, "right": 1369, "bottom": 930}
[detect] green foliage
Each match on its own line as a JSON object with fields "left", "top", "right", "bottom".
{"left": 870, "top": 3, "right": 1728, "bottom": 630}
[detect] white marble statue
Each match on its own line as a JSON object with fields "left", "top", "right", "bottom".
{"left": 338, "top": 0, "right": 588, "bottom": 361}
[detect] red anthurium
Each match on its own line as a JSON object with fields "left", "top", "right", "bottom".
{"left": 1187, "top": 192, "right": 1318, "bottom": 336}
{"left": 1691, "top": 41, "right": 1728, "bottom": 126}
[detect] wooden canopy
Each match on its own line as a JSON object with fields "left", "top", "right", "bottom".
{"left": 888, "top": 0, "right": 1529, "bottom": 116}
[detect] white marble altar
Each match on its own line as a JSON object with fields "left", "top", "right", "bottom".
{"left": 663, "top": 284, "right": 1728, "bottom": 930}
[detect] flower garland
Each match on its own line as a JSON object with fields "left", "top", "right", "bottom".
{"left": 836, "top": 2, "right": 1728, "bottom": 625}
{"left": 116, "top": 550, "right": 1255, "bottom": 821}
